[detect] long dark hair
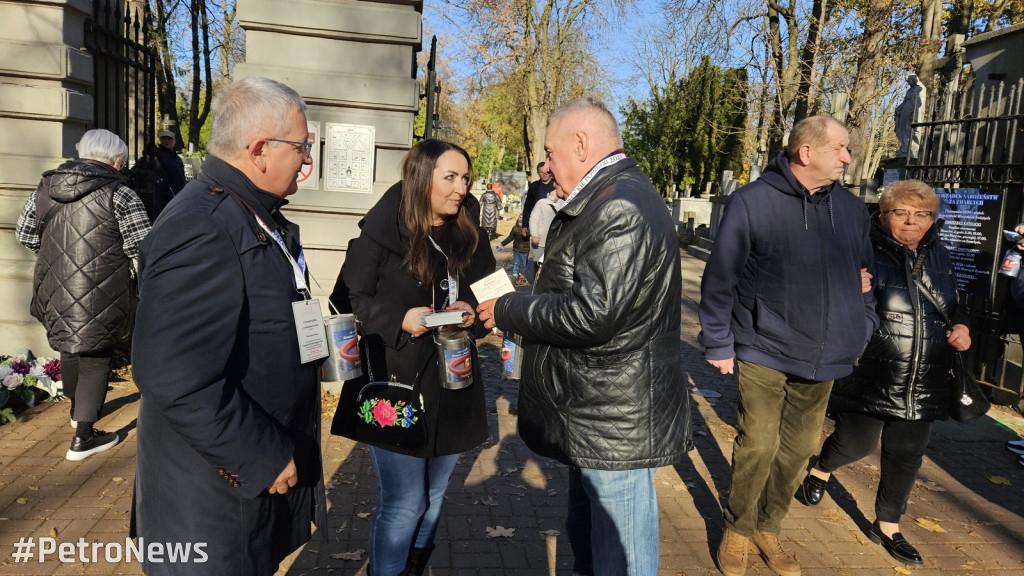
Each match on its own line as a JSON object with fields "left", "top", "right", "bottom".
{"left": 400, "top": 139, "right": 478, "bottom": 286}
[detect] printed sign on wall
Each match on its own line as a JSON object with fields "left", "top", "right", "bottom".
{"left": 324, "top": 123, "right": 375, "bottom": 194}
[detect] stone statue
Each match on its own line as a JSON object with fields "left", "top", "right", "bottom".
{"left": 894, "top": 74, "right": 926, "bottom": 159}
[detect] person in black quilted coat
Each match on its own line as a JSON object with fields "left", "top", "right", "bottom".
{"left": 16, "top": 128, "right": 150, "bottom": 461}
{"left": 802, "top": 179, "right": 971, "bottom": 567}
{"left": 477, "top": 98, "right": 691, "bottom": 576}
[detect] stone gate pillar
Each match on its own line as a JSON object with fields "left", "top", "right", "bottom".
{"left": 236, "top": 0, "right": 423, "bottom": 296}
{"left": 0, "top": 0, "right": 93, "bottom": 355}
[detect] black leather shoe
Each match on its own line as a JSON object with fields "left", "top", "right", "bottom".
{"left": 868, "top": 521, "right": 923, "bottom": 566}
{"left": 801, "top": 472, "right": 829, "bottom": 506}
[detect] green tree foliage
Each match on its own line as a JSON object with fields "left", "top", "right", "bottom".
{"left": 622, "top": 57, "right": 747, "bottom": 197}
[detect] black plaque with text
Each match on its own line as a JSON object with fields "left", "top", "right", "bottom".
{"left": 936, "top": 187, "right": 1003, "bottom": 298}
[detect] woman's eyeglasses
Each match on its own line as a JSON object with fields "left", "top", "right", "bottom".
{"left": 884, "top": 209, "right": 934, "bottom": 221}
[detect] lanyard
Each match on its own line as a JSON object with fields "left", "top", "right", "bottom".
{"left": 562, "top": 152, "right": 628, "bottom": 206}
{"left": 220, "top": 186, "right": 310, "bottom": 298}
{"left": 427, "top": 234, "right": 458, "bottom": 309}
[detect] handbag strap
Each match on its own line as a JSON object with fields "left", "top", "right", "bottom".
{"left": 912, "top": 277, "right": 953, "bottom": 329}
{"left": 360, "top": 321, "right": 436, "bottom": 393}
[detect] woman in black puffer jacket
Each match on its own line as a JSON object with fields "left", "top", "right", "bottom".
{"left": 800, "top": 180, "right": 972, "bottom": 567}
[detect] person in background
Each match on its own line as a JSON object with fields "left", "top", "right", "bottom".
{"left": 153, "top": 129, "right": 187, "bottom": 217}
{"left": 522, "top": 161, "right": 554, "bottom": 234}
{"left": 803, "top": 180, "right": 970, "bottom": 567}
{"left": 1005, "top": 223, "right": 1024, "bottom": 465}
{"left": 131, "top": 76, "right": 325, "bottom": 576}
{"left": 16, "top": 128, "right": 151, "bottom": 461}
{"left": 479, "top": 182, "right": 503, "bottom": 240}
{"left": 329, "top": 139, "right": 495, "bottom": 576}
{"left": 528, "top": 188, "right": 564, "bottom": 275}
{"left": 498, "top": 213, "right": 531, "bottom": 285}
{"left": 477, "top": 97, "right": 690, "bottom": 576}
{"left": 698, "top": 115, "right": 877, "bottom": 576}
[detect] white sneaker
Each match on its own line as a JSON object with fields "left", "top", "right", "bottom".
{"left": 1006, "top": 438, "right": 1024, "bottom": 455}
{"left": 70, "top": 418, "right": 77, "bottom": 429}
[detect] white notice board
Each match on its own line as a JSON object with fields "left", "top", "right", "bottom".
{"left": 324, "top": 123, "right": 375, "bottom": 194}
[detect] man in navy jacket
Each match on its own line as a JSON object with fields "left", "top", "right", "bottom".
{"left": 699, "top": 116, "right": 878, "bottom": 576}
{"left": 131, "top": 77, "right": 325, "bottom": 576}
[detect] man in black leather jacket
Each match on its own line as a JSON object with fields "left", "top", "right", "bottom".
{"left": 478, "top": 97, "right": 691, "bottom": 576}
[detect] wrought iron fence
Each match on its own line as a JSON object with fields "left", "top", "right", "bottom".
{"left": 83, "top": 0, "right": 157, "bottom": 164}
{"left": 908, "top": 79, "right": 1024, "bottom": 186}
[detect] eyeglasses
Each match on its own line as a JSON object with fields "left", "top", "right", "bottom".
{"left": 884, "top": 209, "right": 934, "bottom": 221}
{"left": 266, "top": 138, "right": 313, "bottom": 158}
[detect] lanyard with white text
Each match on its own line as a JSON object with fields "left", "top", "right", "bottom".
{"left": 562, "top": 152, "right": 628, "bottom": 206}
{"left": 221, "top": 187, "right": 310, "bottom": 298}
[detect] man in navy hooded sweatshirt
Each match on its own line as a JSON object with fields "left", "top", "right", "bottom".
{"left": 699, "top": 116, "right": 878, "bottom": 576}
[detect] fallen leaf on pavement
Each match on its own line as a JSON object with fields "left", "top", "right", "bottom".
{"left": 539, "top": 529, "right": 560, "bottom": 537}
{"left": 112, "top": 477, "right": 125, "bottom": 484}
{"left": 916, "top": 480, "right": 945, "bottom": 492}
{"left": 16, "top": 498, "right": 27, "bottom": 505}
{"left": 915, "top": 518, "right": 946, "bottom": 532}
{"left": 49, "top": 527, "right": 57, "bottom": 538}
{"left": 329, "top": 549, "right": 364, "bottom": 560}
{"left": 356, "top": 512, "right": 371, "bottom": 519}
{"left": 479, "top": 496, "right": 498, "bottom": 506}
{"left": 486, "top": 526, "right": 516, "bottom": 538}
{"left": 894, "top": 567, "right": 912, "bottom": 574}
{"left": 988, "top": 475, "right": 1012, "bottom": 485}
{"left": 27, "top": 485, "right": 38, "bottom": 491}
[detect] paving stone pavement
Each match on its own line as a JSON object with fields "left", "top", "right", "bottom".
{"left": 1, "top": 251, "right": 1023, "bottom": 576}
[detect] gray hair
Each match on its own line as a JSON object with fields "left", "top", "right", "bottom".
{"left": 549, "top": 97, "right": 623, "bottom": 149}
{"left": 787, "top": 115, "right": 845, "bottom": 157}
{"left": 206, "top": 76, "right": 307, "bottom": 159}
{"left": 76, "top": 129, "right": 128, "bottom": 168}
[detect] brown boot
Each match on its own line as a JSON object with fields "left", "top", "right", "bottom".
{"left": 752, "top": 531, "right": 801, "bottom": 576}
{"left": 716, "top": 528, "right": 750, "bottom": 576}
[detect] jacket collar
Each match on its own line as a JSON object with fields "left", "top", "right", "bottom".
{"left": 202, "top": 155, "right": 289, "bottom": 221}
{"left": 558, "top": 157, "right": 639, "bottom": 218}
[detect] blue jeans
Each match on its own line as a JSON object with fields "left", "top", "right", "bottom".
{"left": 566, "top": 467, "right": 659, "bottom": 576}
{"left": 368, "top": 447, "right": 460, "bottom": 576}
{"left": 512, "top": 251, "right": 528, "bottom": 277}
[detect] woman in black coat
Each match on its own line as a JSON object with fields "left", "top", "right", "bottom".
{"left": 801, "top": 180, "right": 971, "bottom": 566}
{"left": 330, "top": 139, "right": 495, "bottom": 576}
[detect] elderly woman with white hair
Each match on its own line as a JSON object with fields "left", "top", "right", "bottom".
{"left": 16, "top": 128, "right": 151, "bottom": 461}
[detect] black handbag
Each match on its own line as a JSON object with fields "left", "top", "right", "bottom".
{"left": 948, "top": 351, "right": 991, "bottom": 422}
{"left": 913, "top": 279, "right": 990, "bottom": 422}
{"left": 347, "top": 339, "right": 433, "bottom": 451}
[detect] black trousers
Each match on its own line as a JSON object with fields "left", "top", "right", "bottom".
{"left": 61, "top": 351, "right": 112, "bottom": 423}
{"left": 817, "top": 411, "right": 933, "bottom": 524}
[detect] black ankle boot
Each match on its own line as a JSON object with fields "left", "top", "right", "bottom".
{"left": 399, "top": 546, "right": 434, "bottom": 576}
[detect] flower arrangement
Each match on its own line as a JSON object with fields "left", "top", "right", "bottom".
{"left": 0, "top": 352, "right": 62, "bottom": 424}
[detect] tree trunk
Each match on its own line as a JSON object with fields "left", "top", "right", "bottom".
{"left": 793, "top": 0, "right": 830, "bottom": 122}
{"left": 152, "top": 0, "right": 179, "bottom": 142}
{"left": 918, "top": 0, "right": 943, "bottom": 94}
{"left": 845, "top": 0, "right": 890, "bottom": 189}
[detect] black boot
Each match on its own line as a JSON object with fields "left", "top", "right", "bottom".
{"left": 399, "top": 546, "right": 434, "bottom": 576}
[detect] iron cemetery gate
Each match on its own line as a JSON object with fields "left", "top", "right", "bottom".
{"left": 907, "top": 79, "right": 1024, "bottom": 409}
{"left": 83, "top": 0, "right": 157, "bottom": 188}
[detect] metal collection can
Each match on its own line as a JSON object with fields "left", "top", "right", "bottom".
{"left": 1000, "top": 249, "right": 1022, "bottom": 278}
{"left": 322, "top": 314, "right": 362, "bottom": 382}
{"left": 501, "top": 332, "right": 523, "bottom": 380}
{"left": 434, "top": 328, "right": 473, "bottom": 390}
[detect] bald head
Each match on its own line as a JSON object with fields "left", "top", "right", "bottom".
{"left": 544, "top": 97, "right": 623, "bottom": 198}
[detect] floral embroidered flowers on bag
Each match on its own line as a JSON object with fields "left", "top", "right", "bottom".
{"left": 358, "top": 398, "right": 419, "bottom": 428}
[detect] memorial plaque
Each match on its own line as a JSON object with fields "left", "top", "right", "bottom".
{"left": 936, "top": 187, "right": 1003, "bottom": 296}
{"left": 296, "top": 121, "right": 320, "bottom": 190}
{"left": 324, "top": 123, "right": 375, "bottom": 194}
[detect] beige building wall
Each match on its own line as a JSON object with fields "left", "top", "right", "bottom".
{"left": 236, "top": 0, "right": 423, "bottom": 301}
{"left": 0, "top": 0, "right": 94, "bottom": 356}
